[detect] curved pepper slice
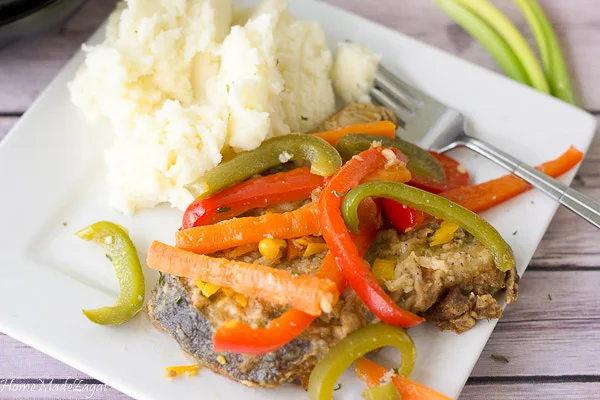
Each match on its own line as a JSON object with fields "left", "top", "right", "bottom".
{"left": 342, "top": 182, "right": 515, "bottom": 272}
{"left": 186, "top": 134, "right": 342, "bottom": 200}
{"left": 182, "top": 167, "right": 324, "bottom": 229}
{"left": 75, "top": 221, "right": 145, "bottom": 325}
{"left": 307, "top": 323, "right": 417, "bottom": 400}
{"left": 335, "top": 133, "right": 446, "bottom": 182}
{"left": 212, "top": 199, "right": 380, "bottom": 355}
{"left": 318, "top": 146, "right": 424, "bottom": 328}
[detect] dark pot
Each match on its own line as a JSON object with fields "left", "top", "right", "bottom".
{"left": 0, "top": 0, "right": 87, "bottom": 49}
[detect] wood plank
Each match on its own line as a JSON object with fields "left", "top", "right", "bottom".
{"left": 530, "top": 115, "right": 600, "bottom": 267}
{"left": 0, "top": 335, "right": 88, "bottom": 379}
{"left": 326, "top": 0, "right": 600, "bottom": 111}
{"left": 0, "top": 117, "right": 18, "bottom": 139}
{"left": 471, "top": 319, "right": 600, "bottom": 378}
{"left": 501, "top": 270, "right": 600, "bottom": 323}
{"left": 460, "top": 382, "right": 600, "bottom": 400}
{"left": 2, "top": 0, "right": 600, "bottom": 112}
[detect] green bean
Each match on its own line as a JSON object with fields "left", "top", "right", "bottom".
{"left": 457, "top": 0, "right": 550, "bottom": 93}
{"left": 434, "top": 0, "right": 530, "bottom": 85}
{"left": 513, "top": 0, "right": 576, "bottom": 104}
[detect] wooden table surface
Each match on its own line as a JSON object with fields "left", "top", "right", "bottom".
{"left": 1, "top": 1, "right": 599, "bottom": 399}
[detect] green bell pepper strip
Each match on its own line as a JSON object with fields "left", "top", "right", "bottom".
{"left": 75, "top": 221, "right": 145, "bottom": 325}
{"left": 186, "top": 134, "right": 342, "bottom": 200}
{"left": 362, "top": 382, "right": 401, "bottom": 400}
{"left": 342, "top": 182, "right": 515, "bottom": 272}
{"left": 513, "top": 0, "right": 576, "bottom": 105}
{"left": 434, "top": 0, "right": 530, "bottom": 85}
{"left": 307, "top": 323, "right": 416, "bottom": 400}
{"left": 456, "top": 0, "right": 550, "bottom": 94}
{"left": 335, "top": 134, "right": 446, "bottom": 182}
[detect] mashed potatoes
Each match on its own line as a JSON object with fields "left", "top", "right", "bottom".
{"left": 332, "top": 42, "right": 380, "bottom": 104}
{"left": 70, "top": 0, "right": 374, "bottom": 213}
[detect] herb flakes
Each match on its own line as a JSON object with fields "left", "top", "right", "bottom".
{"left": 491, "top": 354, "right": 509, "bottom": 363}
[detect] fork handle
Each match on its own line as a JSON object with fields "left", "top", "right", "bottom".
{"left": 459, "top": 135, "right": 600, "bottom": 229}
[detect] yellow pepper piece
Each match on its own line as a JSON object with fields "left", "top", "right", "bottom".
{"left": 216, "top": 355, "right": 227, "bottom": 365}
{"left": 303, "top": 243, "right": 329, "bottom": 258}
{"left": 296, "top": 236, "right": 323, "bottom": 246}
{"left": 201, "top": 282, "right": 221, "bottom": 298}
{"left": 258, "top": 238, "right": 287, "bottom": 260}
{"left": 221, "top": 287, "right": 235, "bottom": 297}
{"left": 194, "top": 280, "right": 205, "bottom": 289}
{"left": 227, "top": 243, "right": 258, "bottom": 258}
{"left": 165, "top": 364, "right": 199, "bottom": 378}
{"left": 372, "top": 258, "right": 396, "bottom": 282}
{"left": 430, "top": 221, "right": 460, "bottom": 247}
{"left": 233, "top": 293, "right": 248, "bottom": 308}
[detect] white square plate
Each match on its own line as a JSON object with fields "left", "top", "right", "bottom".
{"left": 0, "top": 1, "right": 596, "bottom": 399}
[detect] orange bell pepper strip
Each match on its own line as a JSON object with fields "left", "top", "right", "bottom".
{"left": 311, "top": 121, "right": 397, "bottom": 145}
{"left": 176, "top": 202, "right": 320, "bottom": 254}
{"left": 212, "top": 199, "right": 381, "bottom": 354}
{"left": 147, "top": 241, "right": 338, "bottom": 317}
{"left": 440, "top": 146, "right": 583, "bottom": 213}
{"left": 355, "top": 357, "right": 452, "bottom": 400}
{"left": 318, "top": 146, "right": 424, "bottom": 328}
{"left": 181, "top": 167, "right": 324, "bottom": 229}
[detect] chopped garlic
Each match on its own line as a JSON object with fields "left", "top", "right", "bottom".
{"left": 320, "top": 293, "right": 334, "bottom": 313}
{"left": 381, "top": 148, "right": 400, "bottom": 168}
{"left": 278, "top": 151, "right": 294, "bottom": 163}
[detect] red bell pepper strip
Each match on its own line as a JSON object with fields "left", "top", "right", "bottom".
{"left": 355, "top": 357, "right": 452, "bottom": 400}
{"left": 382, "top": 199, "right": 425, "bottom": 232}
{"left": 212, "top": 199, "right": 380, "bottom": 354}
{"left": 440, "top": 146, "right": 583, "bottom": 213}
{"left": 182, "top": 167, "right": 324, "bottom": 229}
{"left": 318, "top": 146, "right": 424, "bottom": 328}
{"left": 409, "top": 152, "right": 470, "bottom": 193}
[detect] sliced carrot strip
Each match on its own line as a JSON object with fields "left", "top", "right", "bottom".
{"left": 440, "top": 146, "right": 583, "bottom": 213}
{"left": 147, "top": 241, "right": 338, "bottom": 316}
{"left": 176, "top": 203, "right": 320, "bottom": 254}
{"left": 212, "top": 198, "right": 380, "bottom": 354}
{"left": 355, "top": 357, "right": 451, "bottom": 400}
{"left": 311, "top": 121, "right": 396, "bottom": 145}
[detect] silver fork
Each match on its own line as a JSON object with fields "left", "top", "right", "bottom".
{"left": 371, "top": 64, "right": 600, "bottom": 229}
